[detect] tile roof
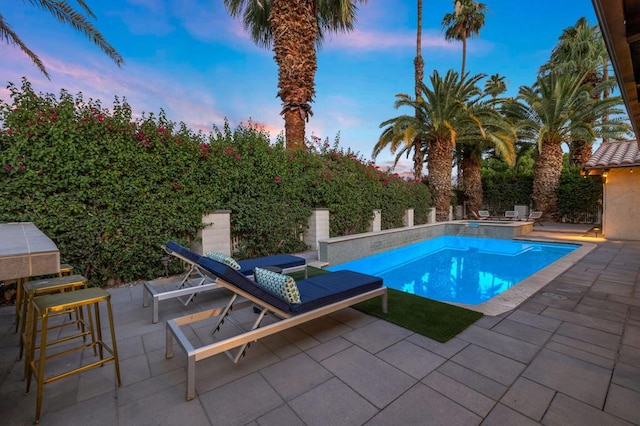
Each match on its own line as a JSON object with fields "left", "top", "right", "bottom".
{"left": 585, "top": 140, "right": 640, "bottom": 169}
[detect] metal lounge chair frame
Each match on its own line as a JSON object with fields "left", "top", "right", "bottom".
{"left": 477, "top": 210, "right": 491, "bottom": 220}
{"left": 143, "top": 243, "right": 219, "bottom": 323}
{"left": 143, "top": 242, "right": 308, "bottom": 323}
{"left": 526, "top": 211, "right": 543, "bottom": 226}
{"left": 504, "top": 210, "right": 519, "bottom": 220}
{"left": 165, "top": 256, "right": 387, "bottom": 400}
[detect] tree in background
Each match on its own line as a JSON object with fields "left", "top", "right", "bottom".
{"left": 456, "top": 98, "right": 515, "bottom": 215}
{"left": 223, "top": 0, "right": 367, "bottom": 151}
{"left": 507, "top": 70, "right": 628, "bottom": 218}
{"left": 377, "top": 70, "right": 493, "bottom": 222}
{"left": 441, "top": 0, "right": 487, "bottom": 77}
{"left": 410, "top": 0, "right": 425, "bottom": 180}
{"left": 0, "top": 0, "right": 123, "bottom": 79}
{"left": 541, "top": 17, "right": 613, "bottom": 167}
{"left": 484, "top": 74, "right": 507, "bottom": 100}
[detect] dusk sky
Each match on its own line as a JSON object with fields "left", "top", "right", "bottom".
{"left": 1, "top": 0, "right": 606, "bottom": 175}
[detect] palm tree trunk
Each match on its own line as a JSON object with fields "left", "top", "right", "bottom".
{"left": 428, "top": 138, "right": 454, "bottom": 221}
{"left": 412, "top": 0, "right": 424, "bottom": 180}
{"left": 533, "top": 139, "right": 564, "bottom": 219}
{"left": 571, "top": 140, "right": 592, "bottom": 168}
{"left": 283, "top": 110, "right": 307, "bottom": 150}
{"left": 270, "top": 0, "right": 317, "bottom": 150}
{"left": 461, "top": 151, "right": 483, "bottom": 214}
{"left": 461, "top": 37, "right": 467, "bottom": 78}
{"left": 603, "top": 62, "right": 610, "bottom": 144}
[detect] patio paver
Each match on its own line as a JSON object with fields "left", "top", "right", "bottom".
{"left": 1, "top": 231, "right": 640, "bottom": 425}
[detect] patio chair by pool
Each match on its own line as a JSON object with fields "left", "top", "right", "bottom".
{"left": 525, "top": 211, "right": 543, "bottom": 226}
{"left": 477, "top": 210, "right": 491, "bottom": 220}
{"left": 504, "top": 210, "right": 519, "bottom": 220}
{"left": 142, "top": 241, "right": 306, "bottom": 323}
{"left": 166, "top": 255, "right": 387, "bottom": 400}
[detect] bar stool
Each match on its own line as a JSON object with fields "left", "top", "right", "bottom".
{"left": 18, "top": 275, "right": 89, "bottom": 369}
{"left": 57, "top": 263, "right": 74, "bottom": 277}
{"left": 13, "top": 263, "right": 74, "bottom": 330}
{"left": 26, "top": 287, "right": 121, "bottom": 424}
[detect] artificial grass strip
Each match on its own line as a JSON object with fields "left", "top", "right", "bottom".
{"left": 354, "top": 288, "right": 483, "bottom": 343}
{"left": 287, "top": 266, "right": 328, "bottom": 281}
{"left": 289, "top": 266, "right": 483, "bottom": 343}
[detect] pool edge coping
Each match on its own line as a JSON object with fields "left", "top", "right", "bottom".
{"left": 450, "top": 238, "right": 597, "bottom": 316}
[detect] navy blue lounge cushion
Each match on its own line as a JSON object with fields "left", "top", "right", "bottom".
{"left": 294, "top": 270, "right": 383, "bottom": 314}
{"left": 166, "top": 242, "right": 305, "bottom": 276}
{"left": 237, "top": 254, "right": 305, "bottom": 276}
{"left": 166, "top": 241, "right": 201, "bottom": 264}
{"left": 196, "top": 256, "right": 382, "bottom": 315}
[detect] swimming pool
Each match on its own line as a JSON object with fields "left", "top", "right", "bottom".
{"left": 327, "top": 236, "right": 579, "bottom": 305}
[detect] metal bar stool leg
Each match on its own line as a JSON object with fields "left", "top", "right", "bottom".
{"left": 106, "top": 297, "right": 121, "bottom": 385}
{"left": 34, "top": 311, "right": 49, "bottom": 424}
{"left": 14, "top": 277, "right": 26, "bottom": 332}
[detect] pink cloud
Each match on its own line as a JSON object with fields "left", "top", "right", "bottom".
{"left": 0, "top": 43, "right": 231, "bottom": 136}
{"left": 324, "top": 28, "right": 478, "bottom": 52}
{"left": 377, "top": 159, "right": 414, "bottom": 178}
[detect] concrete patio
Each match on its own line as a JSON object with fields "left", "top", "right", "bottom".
{"left": 1, "top": 226, "right": 639, "bottom": 425}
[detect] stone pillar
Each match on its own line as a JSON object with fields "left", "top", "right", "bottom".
{"left": 193, "top": 210, "right": 232, "bottom": 255}
{"left": 368, "top": 209, "right": 382, "bottom": 232}
{"left": 403, "top": 208, "right": 414, "bottom": 227}
{"left": 427, "top": 207, "right": 436, "bottom": 224}
{"left": 304, "top": 208, "right": 330, "bottom": 251}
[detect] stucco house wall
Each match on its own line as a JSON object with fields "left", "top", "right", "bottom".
{"left": 603, "top": 166, "right": 640, "bottom": 240}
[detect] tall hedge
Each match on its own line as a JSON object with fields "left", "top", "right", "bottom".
{"left": 481, "top": 156, "right": 603, "bottom": 221}
{"left": 0, "top": 79, "right": 431, "bottom": 285}
{"left": 557, "top": 167, "right": 602, "bottom": 223}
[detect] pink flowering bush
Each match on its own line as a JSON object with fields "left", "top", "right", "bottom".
{"left": 0, "top": 78, "right": 431, "bottom": 284}
{"left": 0, "top": 79, "right": 225, "bottom": 284}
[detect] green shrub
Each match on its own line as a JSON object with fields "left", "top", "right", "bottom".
{"left": 557, "top": 167, "right": 602, "bottom": 223}
{"left": 1, "top": 79, "right": 431, "bottom": 285}
{"left": 207, "top": 122, "right": 311, "bottom": 258}
{"left": 0, "top": 79, "right": 221, "bottom": 285}
{"left": 481, "top": 166, "right": 533, "bottom": 212}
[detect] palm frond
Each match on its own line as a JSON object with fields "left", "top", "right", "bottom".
{"left": 25, "top": 0, "right": 123, "bottom": 66}
{"left": 0, "top": 13, "right": 50, "bottom": 79}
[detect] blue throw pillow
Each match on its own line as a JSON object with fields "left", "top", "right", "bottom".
{"left": 205, "top": 252, "right": 241, "bottom": 271}
{"left": 254, "top": 267, "right": 301, "bottom": 304}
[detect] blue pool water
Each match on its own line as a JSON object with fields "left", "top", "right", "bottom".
{"left": 327, "top": 236, "right": 579, "bottom": 305}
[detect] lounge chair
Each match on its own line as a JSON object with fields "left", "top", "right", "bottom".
{"left": 142, "top": 241, "right": 307, "bottom": 323}
{"left": 525, "top": 211, "right": 543, "bottom": 226}
{"left": 504, "top": 210, "right": 519, "bottom": 220}
{"left": 477, "top": 210, "right": 491, "bottom": 220}
{"left": 165, "top": 255, "right": 386, "bottom": 400}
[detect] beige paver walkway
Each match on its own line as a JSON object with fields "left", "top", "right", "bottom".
{"left": 1, "top": 226, "right": 639, "bottom": 425}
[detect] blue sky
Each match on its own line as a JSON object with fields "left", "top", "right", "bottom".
{"left": 1, "top": 0, "right": 603, "bottom": 175}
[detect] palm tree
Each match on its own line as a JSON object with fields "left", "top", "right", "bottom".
{"left": 441, "top": 0, "right": 487, "bottom": 77}
{"left": 457, "top": 101, "right": 515, "bottom": 215}
{"left": 224, "top": 0, "right": 367, "bottom": 151}
{"left": 1, "top": 1, "right": 123, "bottom": 79}
{"left": 484, "top": 74, "right": 507, "bottom": 100}
{"left": 454, "top": 74, "right": 514, "bottom": 214}
{"left": 411, "top": 0, "right": 425, "bottom": 180}
{"left": 375, "top": 70, "right": 494, "bottom": 221}
{"left": 541, "top": 17, "right": 613, "bottom": 167}
{"left": 510, "top": 70, "right": 628, "bottom": 218}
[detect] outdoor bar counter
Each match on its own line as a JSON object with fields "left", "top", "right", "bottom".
{"left": 0, "top": 222, "right": 60, "bottom": 281}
